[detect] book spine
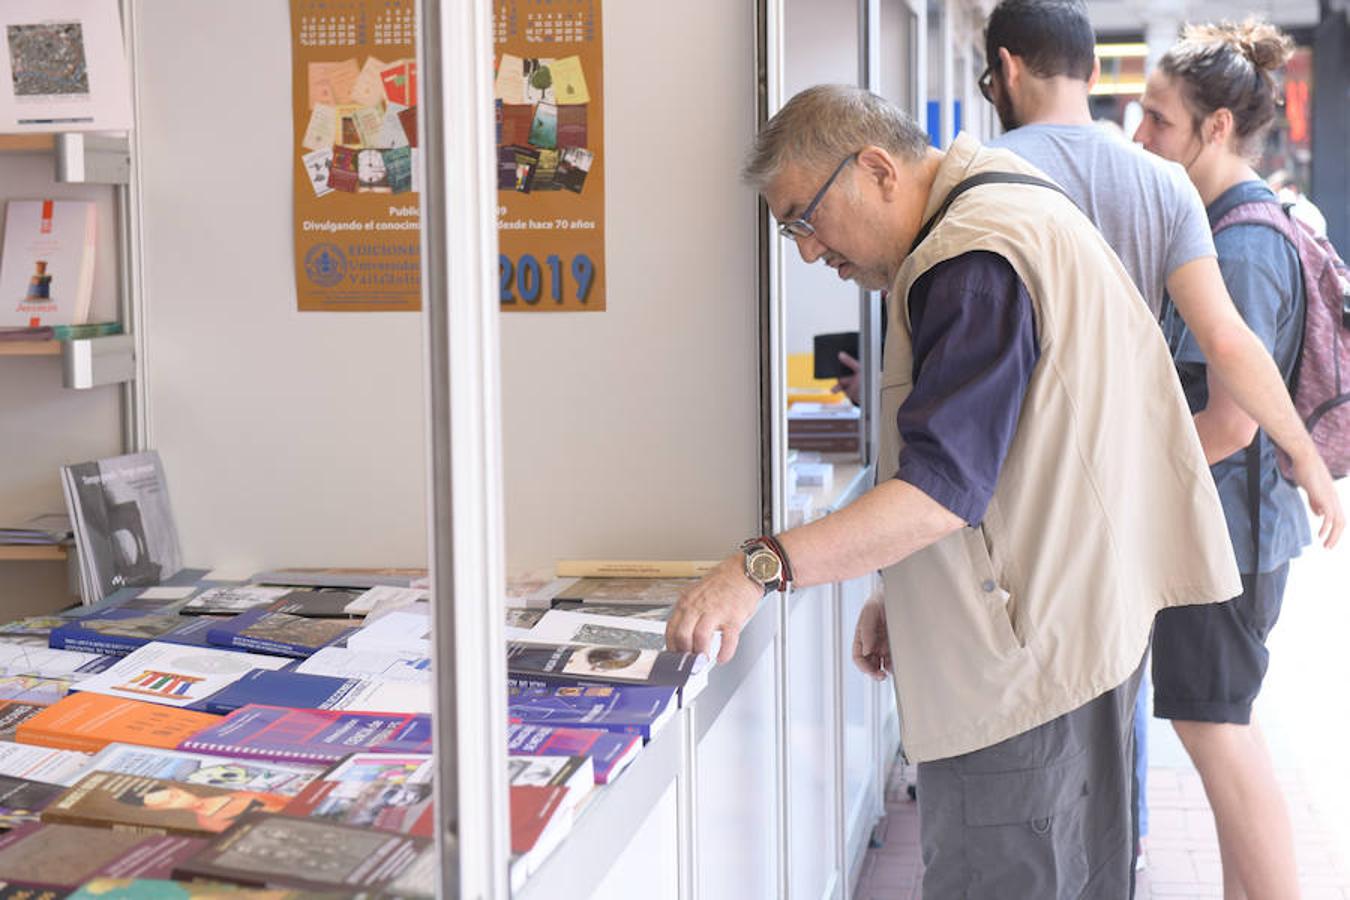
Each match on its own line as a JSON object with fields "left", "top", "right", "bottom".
{"left": 49, "top": 633, "right": 138, "bottom": 657}
{"left": 554, "top": 560, "right": 718, "bottom": 578}
{"left": 178, "top": 738, "right": 339, "bottom": 765}
{"left": 220, "top": 635, "right": 309, "bottom": 658}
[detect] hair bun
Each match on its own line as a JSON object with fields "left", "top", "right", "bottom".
{"left": 1231, "top": 19, "right": 1293, "bottom": 71}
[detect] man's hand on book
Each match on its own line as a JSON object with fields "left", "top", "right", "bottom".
{"left": 665, "top": 556, "right": 761, "bottom": 665}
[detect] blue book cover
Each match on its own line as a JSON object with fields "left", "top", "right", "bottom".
{"left": 205, "top": 609, "right": 357, "bottom": 659}
{"left": 507, "top": 682, "right": 677, "bottom": 741}
{"left": 48, "top": 609, "right": 212, "bottom": 657}
{"left": 199, "top": 668, "right": 380, "bottom": 715}
{"left": 506, "top": 722, "right": 640, "bottom": 785}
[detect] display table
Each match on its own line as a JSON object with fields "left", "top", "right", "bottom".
{"left": 518, "top": 463, "right": 900, "bottom": 900}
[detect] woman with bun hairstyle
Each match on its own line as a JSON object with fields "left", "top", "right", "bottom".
{"left": 1135, "top": 20, "right": 1309, "bottom": 899}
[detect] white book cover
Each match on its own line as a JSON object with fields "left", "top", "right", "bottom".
{"left": 0, "top": 199, "right": 95, "bottom": 326}
{"left": 0, "top": 0, "right": 133, "bottom": 133}
{"left": 322, "top": 677, "right": 431, "bottom": 714}
{"left": 0, "top": 643, "right": 108, "bottom": 680}
{"left": 346, "top": 610, "right": 430, "bottom": 656}
{"left": 521, "top": 609, "right": 669, "bottom": 652}
{"left": 295, "top": 646, "right": 431, "bottom": 684}
{"left": 68, "top": 742, "right": 324, "bottom": 796}
{"left": 0, "top": 739, "right": 91, "bottom": 784}
{"left": 348, "top": 585, "right": 429, "bottom": 617}
{"left": 70, "top": 641, "right": 291, "bottom": 708}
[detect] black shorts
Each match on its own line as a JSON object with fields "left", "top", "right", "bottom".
{"left": 1152, "top": 564, "right": 1289, "bottom": 724}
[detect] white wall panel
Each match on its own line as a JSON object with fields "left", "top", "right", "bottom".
{"left": 696, "top": 639, "right": 780, "bottom": 900}
{"left": 130, "top": 3, "right": 427, "bottom": 572}
{"left": 498, "top": 0, "right": 760, "bottom": 572}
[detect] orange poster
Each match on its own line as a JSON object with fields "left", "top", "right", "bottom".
{"left": 290, "top": 0, "right": 420, "bottom": 312}
{"left": 493, "top": 0, "right": 605, "bottom": 312}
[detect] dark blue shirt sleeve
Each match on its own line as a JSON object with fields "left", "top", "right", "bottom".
{"left": 895, "top": 250, "right": 1040, "bottom": 525}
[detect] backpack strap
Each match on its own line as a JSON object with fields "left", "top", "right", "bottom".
{"left": 911, "top": 172, "right": 1072, "bottom": 252}
{"left": 1214, "top": 198, "right": 1295, "bottom": 572}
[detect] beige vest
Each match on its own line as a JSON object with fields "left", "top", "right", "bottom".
{"left": 879, "top": 134, "right": 1240, "bottom": 763}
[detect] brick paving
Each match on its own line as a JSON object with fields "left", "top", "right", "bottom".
{"left": 854, "top": 488, "right": 1350, "bottom": 899}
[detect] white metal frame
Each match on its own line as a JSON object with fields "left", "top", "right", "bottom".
{"left": 420, "top": 0, "right": 510, "bottom": 896}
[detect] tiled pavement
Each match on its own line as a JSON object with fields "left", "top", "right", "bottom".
{"left": 854, "top": 485, "right": 1350, "bottom": 899}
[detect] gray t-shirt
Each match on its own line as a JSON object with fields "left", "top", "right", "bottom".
{"left": 990, "top": 123, "right": 1215, "bottom": 317}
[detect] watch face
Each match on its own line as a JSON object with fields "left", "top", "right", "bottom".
{"left": 748, "top": 549, "right": 781, "bottom": 582}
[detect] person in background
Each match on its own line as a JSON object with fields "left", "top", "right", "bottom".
{"left": 668, "top": 83, "right": 1242, "bottom": 899}
{"left": 977, "top": 0, "right": 1342, "bottom": 548}
{"left": 1267, "top": 168, "right": 1329, "bottom": 238}
{"left": 1135, "top": 21, "right": 1311, "bottom": 899}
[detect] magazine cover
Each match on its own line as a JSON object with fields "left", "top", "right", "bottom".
{"left": 61, "top": 451, "right": 183, "bottom": 602}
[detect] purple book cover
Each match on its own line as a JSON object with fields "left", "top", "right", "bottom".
{"left": 178, "top": 704, "right": 432, "bottom": 765}
{"left": 507, "top": 683, "right": 676, "bottom": 741}
{"left": 507, "top": 722, "right": 639, "bottom": 785}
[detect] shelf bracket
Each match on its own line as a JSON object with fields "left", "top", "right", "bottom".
{"left": 62, "top": 334, "right": 135, "bottom": 389}
{"left": 55, "top": 133, "right": 131, "bottom": 184}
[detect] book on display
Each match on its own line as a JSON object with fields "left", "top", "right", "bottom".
{"left": 506, "top": 641, "right": 711, "bottom": 704}
{"left": 205, "top": 610, "right": 356, "bottom": 659}
{"left": 0, "top": 200, "right": 96, "bottom": 328}
{"left": 264, "top": 589, "right": 367, "bottom": 619}
{"left": 0, "top": 823, "right": 205, "bottom": 893}
{"left": 549, "top": 576, "right": 698, "bottom": 605}
{"left": 42, "top": 771, "right": 289, "bottom": 837}
{"left": 170, "top": 813, "right": 431, "bottom": 893}
{"left": 69, "top": 743, "right": 323, "bottom": 798}
{"left": 47, "top": 611, "right": 217, "bottom": 657}
{"left": 179, "top": 585, "right": 292, "bottom": 617}
{"left": 294, "top": 646, "right": 431, "bottom": 683}
{"left": 518, "top": 608, "right": 669, "bottom": 651}
{"left": 0, "top": 774, "right": 65, "bottom": 831}
{"left": 508, "top": 682, "right": 677, "bottom": 741}
{"left": 0, "top": 741, "right": 94, "bottom": 785}
{"left": 510, "top": 785, "right": 573, "bottom": 878}
{"left": 69, "top": 642, "right": 291, "bottom": 710}
{"left": 507, "top": 754, "right": 593, "bottom": 813}
{"left": 177, "top": 705, "right": 432, "bottom": 765}
{"left": 15, "top": 693, "right": 220, "bottom": 753}
{"left": 0, "top": 644, "right": 115, "bottom": 681}
{"left": 250, "top": 567, "right": 426, "bottom": 590}
{"left": 61, "top": 451, "right": 183, "bottom": 604}
{"left": 281, "top": 752, "right": 433, "bottom": 836}
{"left": 506, "top": 722, "right": 640, "bottom": 785}
{"left": 198, "top": 669, "right": 430, "bottom": 716}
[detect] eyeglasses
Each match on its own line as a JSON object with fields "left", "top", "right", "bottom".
{"left": 776, "top": 153, "right": 858, "bottom": 240}
{"left": 978, "top": 64, "right": 997, "bottom": 103}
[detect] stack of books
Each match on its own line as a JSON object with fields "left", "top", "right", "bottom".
{"left": 787, "top": 401, "right": 862, "bottom": 453}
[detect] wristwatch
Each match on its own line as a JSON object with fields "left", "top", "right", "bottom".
{"left": 740, "top": 537, "right": 792, "bottom": 595}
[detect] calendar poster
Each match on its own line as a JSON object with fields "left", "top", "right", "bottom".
{"left": 494, "top": 0, "right": 605, "bottom": 312}
{"left": 289, "top": 0, "right": 420, "bottom": 312}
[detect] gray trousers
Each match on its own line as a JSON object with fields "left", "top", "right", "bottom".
{"left": 915, "top": 659, "right": 1144, "bottom": 899}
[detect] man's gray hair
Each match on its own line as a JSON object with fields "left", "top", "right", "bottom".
{"left": 743, "top": 84, "right": 930, "bottom": 188}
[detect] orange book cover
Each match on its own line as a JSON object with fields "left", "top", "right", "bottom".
{"left": 14, "top": 693, "right": 220, "bottom": 753}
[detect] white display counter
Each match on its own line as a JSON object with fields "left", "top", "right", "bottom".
{"left": 518, "top": 465, "right": 901, "bottom": 899}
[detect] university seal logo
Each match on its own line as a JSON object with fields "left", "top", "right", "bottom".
{"left": 304, "top": 243, "right": 346, "bottom": 287}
